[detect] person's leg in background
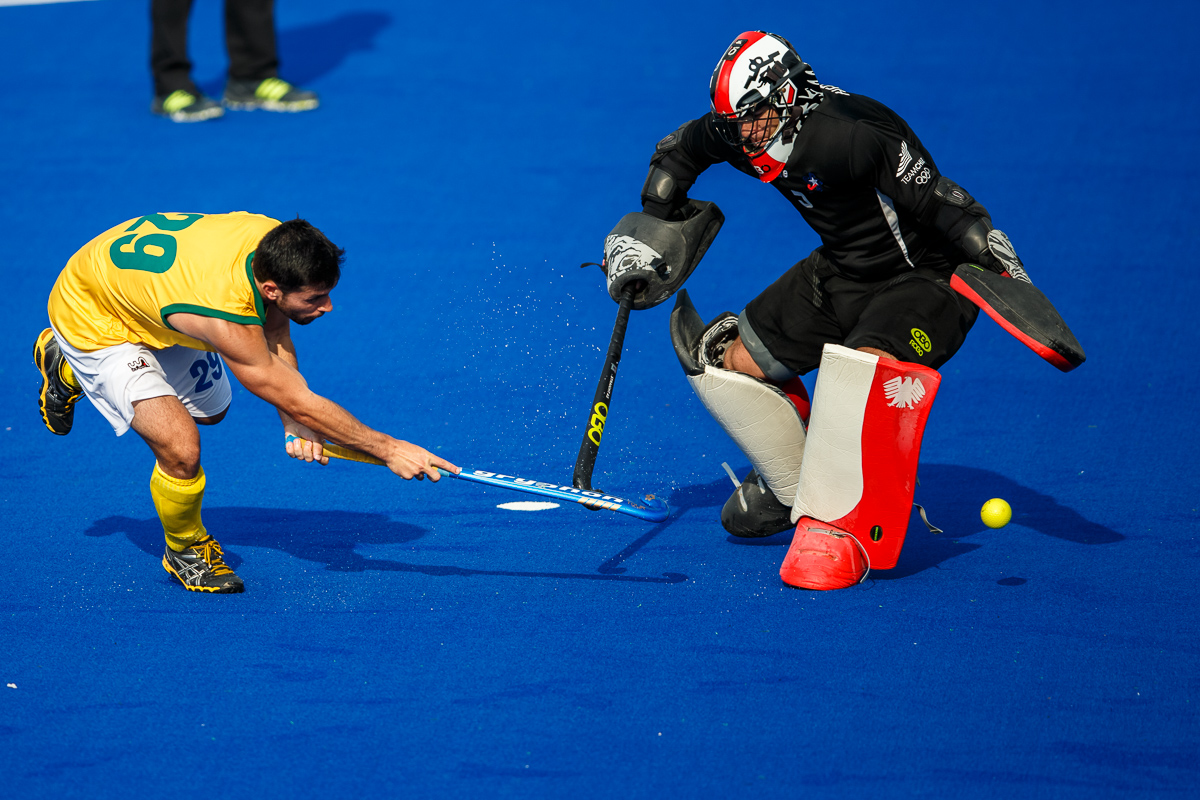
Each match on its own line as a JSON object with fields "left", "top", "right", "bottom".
{"left": 150, "top": 0, "right": 226, "bottom": 121}
{"left": 222, "top": 0, "right": 319, "bottom": 112}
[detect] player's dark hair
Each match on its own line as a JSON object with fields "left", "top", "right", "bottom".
{"left": 253, "top": 218, "right": 344, "bottom": 292}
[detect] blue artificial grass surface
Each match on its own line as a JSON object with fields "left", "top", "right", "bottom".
{"left": 1, "top": 0, "right": 1197, "bottom": 797}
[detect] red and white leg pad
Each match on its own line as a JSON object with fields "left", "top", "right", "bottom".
{"left": 780, "top": 344, "right": 941, "bottom": 589}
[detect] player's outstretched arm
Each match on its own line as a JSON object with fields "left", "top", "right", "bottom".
{"left": 166, "top": 313, "right": 459, "bottom": 480}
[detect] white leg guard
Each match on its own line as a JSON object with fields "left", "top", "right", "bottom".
{"left": 688, "top": 367, "right": 807, "bottom": 503}
{"left": 670, "top": 291, "right": 808, "bottom": 505}
{"left": 785, "top": 344, "right": 941, "bottom": 582}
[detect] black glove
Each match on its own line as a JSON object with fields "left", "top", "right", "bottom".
{"left": 599, "top": 199, "right": 724, "bottom": 310}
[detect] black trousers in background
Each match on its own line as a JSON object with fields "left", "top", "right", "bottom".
{"left": 151, "top": 0, "right": 279, "bottom": 95}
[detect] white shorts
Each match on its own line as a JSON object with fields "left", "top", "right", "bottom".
{"left": 52, "top": 326, "right": 232, "bottom": 437}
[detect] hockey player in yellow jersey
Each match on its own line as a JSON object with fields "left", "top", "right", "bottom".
{"left": 34, "top": 212, "right": 459, "bottom": 593}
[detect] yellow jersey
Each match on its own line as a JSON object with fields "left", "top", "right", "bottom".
{"left": 48, "top": 212, "right": 279, "bottom": 352}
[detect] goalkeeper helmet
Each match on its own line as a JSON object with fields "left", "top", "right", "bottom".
{"left": 709, "top": 31, "right": 824, "bottom": 183}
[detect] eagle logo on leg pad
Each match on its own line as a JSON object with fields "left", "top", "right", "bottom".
{"left": 883, "top": 376, "right": 926, "bottom": 409}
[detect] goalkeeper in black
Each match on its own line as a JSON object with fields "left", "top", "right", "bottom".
{"left": 601, "top": 30, "right": 1030, "bottom": 555}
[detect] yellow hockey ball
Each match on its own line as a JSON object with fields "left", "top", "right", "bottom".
{"left": 981, "top": 498, "right": 1012, "bottom": 529}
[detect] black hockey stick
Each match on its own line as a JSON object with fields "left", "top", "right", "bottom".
{"left": 572, "top": 285, "right": 635, "bottom": 491}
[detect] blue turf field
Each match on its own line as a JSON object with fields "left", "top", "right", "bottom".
{"left": 2, "top": 0, "right": 1198, "bottom": 797}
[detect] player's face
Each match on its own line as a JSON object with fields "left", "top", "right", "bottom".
{"left": 739, "top": 105, "right": 781, "bottom": 153}
{"left": 277, "top": 284, "right": 335, "bottom": 325}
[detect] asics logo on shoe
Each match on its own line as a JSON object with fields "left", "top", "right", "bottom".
{"left": 883, "top": 376, "right": 927, "bottom": 410}
{"left": 173, "top": 560, "right": 209, "bottom": 585}
{"left": 162, "top": 538, "right": 243, "bottom": 593}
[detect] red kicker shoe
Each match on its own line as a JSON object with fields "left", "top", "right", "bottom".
{"left": 780, "top": 517, "right": 869, "bottom": 590}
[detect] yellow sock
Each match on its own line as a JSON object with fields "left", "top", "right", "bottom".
{"left": 150, "top": 463, "right": 208, "bottom": 552}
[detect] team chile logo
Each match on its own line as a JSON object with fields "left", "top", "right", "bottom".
{"left": 790, "top": 172, "right": 826, "bottom": 208}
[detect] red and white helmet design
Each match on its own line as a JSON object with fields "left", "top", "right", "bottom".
{"left": 710, "top": 31, "right": 823, "bottom": 183}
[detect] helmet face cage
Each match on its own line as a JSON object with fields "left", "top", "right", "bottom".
{"left": 713, "top": 86, "right": 795, "bottom": 156}
{"left": 710, "top": 33, "right": 807, "bottom": 156}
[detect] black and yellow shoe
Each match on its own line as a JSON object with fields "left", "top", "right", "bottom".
{"left": 162, "top": 537, "right": 244, "bottom": 593}
{"left": 151, "top": 89, "right": 225, "bottom": 122}
{"left": 222, "top": 77, "right": 319, "bottom": 112}
{"left": 33, "top": 328, "right": 82, "bottom": 436}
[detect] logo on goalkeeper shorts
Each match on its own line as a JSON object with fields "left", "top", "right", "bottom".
{"left": 909, "top": 328, "right": 931, "bottom": 356}
{"left": 883, "top": 376, "right": 927, "bottom": 410}
{"left": 127, "top": 357, "right": 151, "bottom": 372}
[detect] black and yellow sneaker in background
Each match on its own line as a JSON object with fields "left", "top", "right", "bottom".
{"left": 33, "top": 328, "right": 82, "bottom": 436}
{"left": 162, "top": 537, "right": 244, "bottom": 594}
{"left": 151, "top": 89, "right": 225, "bottom": 122}
{"left": 222, "top": 77, "right": 319, "bottom": 112}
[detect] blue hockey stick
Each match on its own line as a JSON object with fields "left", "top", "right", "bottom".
{"left": 284, "top": 435, "right": 669, "bottom": 523}
{"left": 438, "top": 467, "right": 669, "bottom": 522}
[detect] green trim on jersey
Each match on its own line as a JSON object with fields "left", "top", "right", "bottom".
{"left": 245, "top": 252, "right": 266, "bottom": 323}
{"left": 160, "top": 304, "right": 265, "bottom": 329}
{"left": 159, "top": 255, "right": 266, "bottom": 330}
